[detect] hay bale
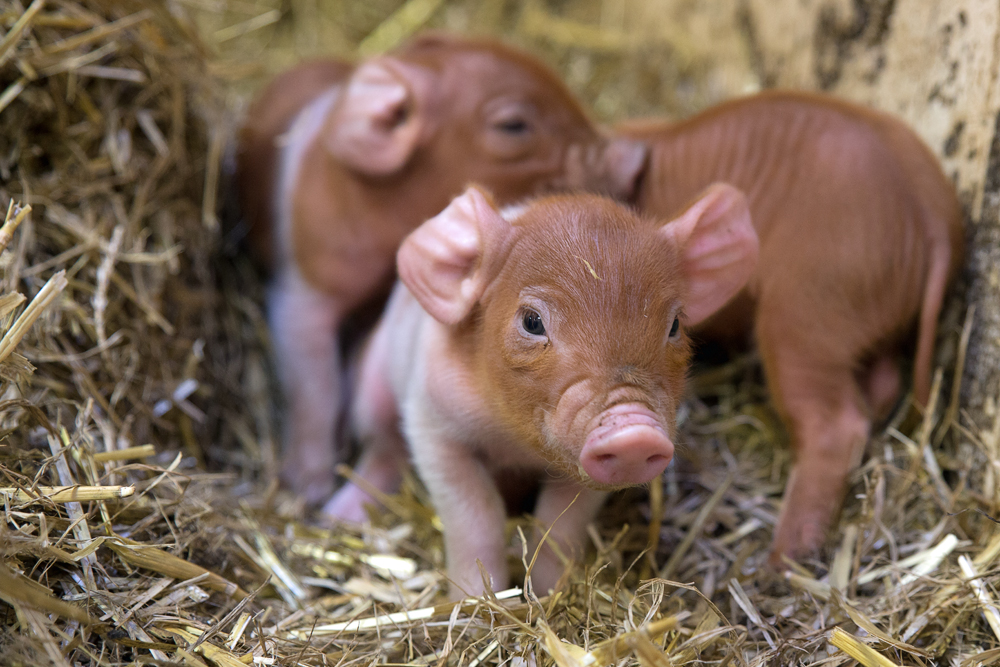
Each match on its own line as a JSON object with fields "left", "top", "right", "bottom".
{"left": 0, "top": 0, "right": 273, "bottom": 661}
{"left": 0, "top": 1, "right": 997, "bottom": 665}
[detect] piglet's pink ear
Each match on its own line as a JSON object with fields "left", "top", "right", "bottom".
{"left": 398, "top": 187, "right": 509, "bottom": 325}
{"left": 324, "top": 59, "right": 423, "bottom": 176}
{"left": 659, "top": 183, "right": 758, "bottom": 326}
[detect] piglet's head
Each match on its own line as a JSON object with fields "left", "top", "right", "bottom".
{"left": 399, "top": 185, "right": 758, "bottom": 490}
{"left": 323, "top": 33, "right": 646, "bottom": 203}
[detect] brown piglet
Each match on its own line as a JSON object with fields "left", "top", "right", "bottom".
{"left": 235, "top": 33, "right": 647, "bottom": 508}
{"left": 350, "top": 184, "right": 758, "bottom": 597}
{"left": 617, "top": 90, "right": 964, "bottom": 566}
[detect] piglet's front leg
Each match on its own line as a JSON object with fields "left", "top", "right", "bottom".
{"left": 407, "top": 422, "right": 509, "bottom": 598}
{"left": 268, "top": 270, "right": 345, "bottom": 504}
{"left": 528, "top": 478, "right": 607, "bottom": 595}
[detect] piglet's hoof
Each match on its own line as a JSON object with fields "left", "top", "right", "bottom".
{"left": 768, "top": 518, "right": 828, "bottom": 571}
{"left": 766, "top": 547, "right": 796, "bottom": 572}
{"left": 282, "top": 466, "right": 336, "bottom": 507}
{"left": 320, "top": 482, "right": 374, "bottom": 525}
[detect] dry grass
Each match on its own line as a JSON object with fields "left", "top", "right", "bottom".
{"left": 0, "top": 1, "right": 997, "bottom": 665}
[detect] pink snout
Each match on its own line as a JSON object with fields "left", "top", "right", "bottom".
{"left": 580, "top": 404, "right": 674, "bottom": 487}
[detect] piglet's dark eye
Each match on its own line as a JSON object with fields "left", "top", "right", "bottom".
{"left": 668, "top": 317, "right": 680, "bottom": 339}
{"left": 496, "top": 117, "right": 530, "bottom": 134}
{"left": 522, "top": 309, "right": 545, "bottom": 336}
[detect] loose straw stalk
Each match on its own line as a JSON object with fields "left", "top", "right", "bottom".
{"left": 0, "top": 270, "right": 68, "bottom": 364}
{"left": 959, "top": 556, "right": 1000, "bottom": 642}
{"left": 0, "top": 201, "right": 31, "bottom": 252}
{"left": 92, "top": 444, "right": 156, "bottom": 462}
{"left": 829, "top": 628, "right": 903, "bottom": 667}
{"left": 0, "top": 485, "right": 135, "bottom": 503}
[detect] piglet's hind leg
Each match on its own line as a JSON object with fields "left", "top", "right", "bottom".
{"left": 765, "top": 354, "right": 870, "bottom": 568}
{"left": 860, "top": 353, "right": 902, "bottom": 424}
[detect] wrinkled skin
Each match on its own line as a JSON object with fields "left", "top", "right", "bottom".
{"left": 347, "top": 185, "right": 757, "bottom": 597}
{"left": 235, "top": 33, "right": 647, "bottom": 505}
{"left": 617, "top": 90, "right": 964, "bottom": 567}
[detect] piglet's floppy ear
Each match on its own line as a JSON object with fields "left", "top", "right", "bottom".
{"left": 660, "top": 183, "right": 758, "bottom": 326}
{"left": 398, "top": 187, "right": 509, "bottom": 325}
{"left": 325, "top": 59, "right": 423, "bottom": 176}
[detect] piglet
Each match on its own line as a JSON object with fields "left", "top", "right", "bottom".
{"left": 617, "top": 90, "right": 965, "bottom": 566}
{"left": 350, "top": 184, "right": 758, "bottom": 597}
{"left": 235, "top": 33, "right": 647, "bottom": 507}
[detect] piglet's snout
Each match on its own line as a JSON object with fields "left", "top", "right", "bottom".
{"left": 580, "top": 404, "right": 674, "bottom": 486}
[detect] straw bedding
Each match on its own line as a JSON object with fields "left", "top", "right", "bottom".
{"left": 0, "top": 1, "right": 997, "bottom": 665}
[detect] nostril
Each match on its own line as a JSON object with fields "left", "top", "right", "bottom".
{"left": 580, "top": 415, "right": 674, "bottom": 485}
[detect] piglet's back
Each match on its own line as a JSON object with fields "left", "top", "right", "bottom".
{"left": 619, "top": 91, "right": 963, "bottom": 356}
{"left": 236, "top": 59, "right": 354, "bottom": 270}
{"left": 621, "top": 91, "right": 960, "bottom": 247}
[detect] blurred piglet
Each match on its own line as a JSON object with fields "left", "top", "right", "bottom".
{"left": 341, "top": 184, "right": 757, "bottom": 597}
{"left": 235, "top": 34, "right": 646, "bottom": 505}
